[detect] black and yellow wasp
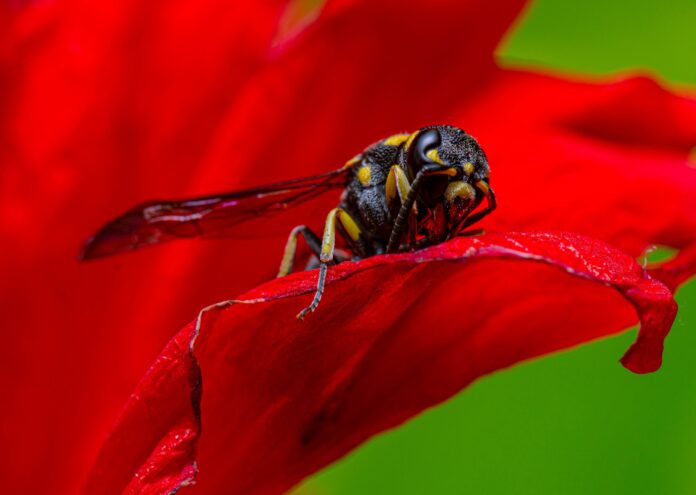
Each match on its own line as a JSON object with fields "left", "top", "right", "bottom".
{"left": 82, "top": 125, "right": 496, "bottom": 318}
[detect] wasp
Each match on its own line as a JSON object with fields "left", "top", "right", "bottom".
{"left": 82, "top": 125, "right": 496, "bottom": 319}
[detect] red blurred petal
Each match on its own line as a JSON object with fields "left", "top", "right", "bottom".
{"left": 194, "top": 0, "right": 527, "bottom": 184}
{"left": 649, "top": 243, "right": 696, "bottom": 292}
{"left": 456, "top": 69, "right": 696, "bottom": 285}
{"left": 0, "top": 0, "right": 295, "bottom": 492}
{"left": 86, "top": 232, "right": 675, "bottom": 494}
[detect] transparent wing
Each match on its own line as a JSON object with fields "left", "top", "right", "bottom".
{"left": 81, "top": 169, "right": 348, "bottom": 259}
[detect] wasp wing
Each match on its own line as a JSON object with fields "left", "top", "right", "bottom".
{"left": 81, "top": 169, "right": 349, "bottom": 260}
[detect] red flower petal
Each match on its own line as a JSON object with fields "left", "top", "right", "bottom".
{"left": 455, "top": 69, "right": 696, "bottom": 281}
{"left": 194, "top": 0, "right": 526, "bottom": 184}
{"left": 1, "top": 2, "right": 528, "bottom": 488}
{"left": 1, "top": 1, "right": 298, "bottom": 492}
{"left": 3, "top": 0, "right": 694, "bottom": 493}
{"left": 85, "top": 232, "right": 676, "bottom": 494}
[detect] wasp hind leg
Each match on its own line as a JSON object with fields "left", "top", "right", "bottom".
{"left": 278, "top": 224, "right": 355, "bottom": 276}
{"left": 277, "top": 225, "right": 324, "bottom": 278}
{"left": 297, "top": 208, "right": 363, "bottom": 320}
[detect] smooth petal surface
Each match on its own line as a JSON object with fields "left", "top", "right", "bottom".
{"left": 1, "top": 0, "right": 293, "bottom": 492}
{"left": 453, "top": 69, "right": 696, "bottom": 278}
{"left": 86, "top": 232, "right": 676, "bottom": 495}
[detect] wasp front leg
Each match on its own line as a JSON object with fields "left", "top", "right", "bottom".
{"left": 457, "top": 179, "right": 496, "bottom": 231}
{"left": 277, "top": 225, "right": 324, "bottom": 277}
{"left": 297, "top": 208, "right": 363, "bottom": 320}
{"left": 446, "top": 181, "right": 478, "bottom": 238}
{"left": 385, "top": 165, "right": 418, "bottom": 250}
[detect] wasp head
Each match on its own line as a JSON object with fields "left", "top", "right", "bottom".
{"left": 405, "top": 125, "right": 489, "bottom": 182}
{"left": 403, "top": 124, "right": 491, "bottom": 221}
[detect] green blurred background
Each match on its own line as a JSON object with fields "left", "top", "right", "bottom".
{"left": 296, "top": 1, "right": 696, "bottom": 493}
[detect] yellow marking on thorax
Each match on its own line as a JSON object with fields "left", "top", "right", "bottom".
{"left": 343, "top": 154, "right": 362, "bottom": 169}
{"left": 357, "top": 165, "right": 371, "bottom": 186}
{"left": 426, "top": 148, "right": 445, "bottom": 165}
{"left": 463, "top": 162, "right": 475, "bottom": 175}
{"left": 382, "top": 133, "right": 410, "bottom": 147}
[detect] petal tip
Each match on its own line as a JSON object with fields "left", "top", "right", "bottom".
{"left": 620, "top": 348, "right": 663, "bottom": 374}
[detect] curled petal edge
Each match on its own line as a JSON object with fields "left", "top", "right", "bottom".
{"left": 649, "top": 243, "right": 696, "bottom": 293}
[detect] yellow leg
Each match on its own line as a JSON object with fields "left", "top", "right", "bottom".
{"left": 277, "top": 225, "right": 306, "bottom": 278}
{"left": 458, "top": 180, "right": 497, "bottom": 231}
{"left": 277, "top": 225, "right": 324, "bottom": 277}
{"left": 385, "top": 164, "right": 414, "bottom": 212}
{"left": 445, "top": 180, "right": 477, "bottom": 237}
{"left": 385, "top": 164, "right": 420, "bottom": 251}
{"left": 297, "top": 208, "right": 362, "bottom": 320}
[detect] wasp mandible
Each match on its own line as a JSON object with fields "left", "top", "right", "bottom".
{"left": 82, "top": 125, "right": 496, "bottom": 319}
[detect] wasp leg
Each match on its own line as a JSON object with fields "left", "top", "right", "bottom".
{"left": 446, "top": 181, "right": 478, "bottom": 239}
{"left": 303, "top": 248, "right": 352, "bottom": 271}
{"left": 400, "top": 237, "right": 436, "bottom": 252}
{"left": 297, "top": 208, "right": 363, "bottom": 320}
{"left": 386, "top": 168, "right": 430, "bottom": 253}
{"left": 387, "top": 165, "right": 461, "bottom": 252}
{"left": 456, "top": 228, "right": 485, "bottom": 238}
{"left": 385, "top": 165, "right": 420, "bottom": 252}
{"left": 385, "top": 165, "right": 413, "bottom": 212}
{"left": 458, "top": 180, "right": 497, "bottom": 231}
{"left": 277, "top": 225, "right": 324, "bottom": 277}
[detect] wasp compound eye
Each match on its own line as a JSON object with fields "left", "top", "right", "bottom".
{"left": 407, "top": 128, "right": 441, "bottom": 178}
